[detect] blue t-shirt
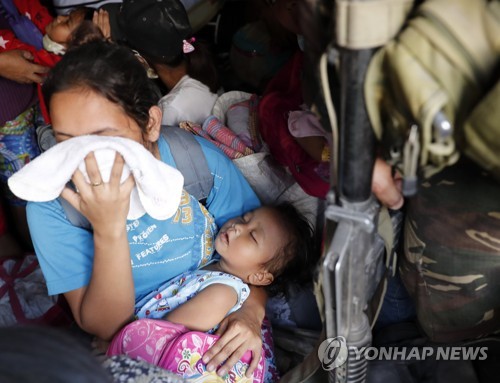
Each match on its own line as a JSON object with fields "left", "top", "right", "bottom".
{"left": 27, "top": 134, "right": 260, "bottom": 300}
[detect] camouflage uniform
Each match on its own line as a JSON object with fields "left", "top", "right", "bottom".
{"left": 400, "top": 157, "right": 500, "bottom": 342}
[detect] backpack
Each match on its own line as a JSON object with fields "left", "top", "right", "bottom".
{"left": 364, "top": 0, "right": 500, "bottom": 186}
{"left": 107, "top": 318, "right": 267, "bottom": 382}
{"left": 57, "top": 126, "right": 213, "bottom": 229}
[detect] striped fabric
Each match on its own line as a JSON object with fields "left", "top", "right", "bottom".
{"left": 180, "top": 117, "right": 255, "bottom": 160}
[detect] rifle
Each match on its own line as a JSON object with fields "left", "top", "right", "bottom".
{"left": 319, "top": 1, "right": 413, "bottom": 382}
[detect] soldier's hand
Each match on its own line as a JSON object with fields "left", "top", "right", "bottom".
{"left": 372, "top": 158, "right": 404, "bottom": 210}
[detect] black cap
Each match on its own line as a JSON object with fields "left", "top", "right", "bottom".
{"left": 115, "top": 0, "right": 192, "bottom": 62}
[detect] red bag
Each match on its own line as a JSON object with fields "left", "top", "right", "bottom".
{"left": 258, "top": 51, "right": 330, "bottom": 198}
{"left": 0, "top": 255, "right": 73, "bottom": 327}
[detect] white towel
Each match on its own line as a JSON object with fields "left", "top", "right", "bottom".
{"left": 8, "top": 135, "right": 184, "bottom": 221}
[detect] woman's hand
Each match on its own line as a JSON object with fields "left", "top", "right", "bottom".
{"left": 61, "top": 152, "right": 136, "bottom": 339}
{"left": 61, "top": 151, "right": 134, "bottom": 234}
{"left": 202, "top": 286, "right": 266, "bottom": 377}
{"left": 0, "top": 50, "right": 49, "bottom": 84}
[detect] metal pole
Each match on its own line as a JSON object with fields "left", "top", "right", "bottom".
{"left": 338, "top": 48, "right": 376, "bottom": 202}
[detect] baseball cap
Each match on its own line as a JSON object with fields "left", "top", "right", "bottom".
{"left": 114, "top": 0, "right": 193, "bottom": 62}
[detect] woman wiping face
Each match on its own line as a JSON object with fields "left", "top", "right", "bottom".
{"left": 34, "top": 40, "right": 266, "bottom": 378}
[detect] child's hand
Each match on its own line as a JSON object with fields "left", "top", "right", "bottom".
{"left": 93, "top": 9, "right": 111, "bottom": 39}
{"left": 61, "top": 152, "right": 134, "bottom": 235}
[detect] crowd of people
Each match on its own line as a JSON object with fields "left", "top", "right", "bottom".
{"left": 0, "top": 0, "right": 407, "bottom": 382}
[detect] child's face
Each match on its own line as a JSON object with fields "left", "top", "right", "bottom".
{"left": 273, "top": 0, "right": 301, "bottom": 35}
{"left": 215, "top": 207, "right": 288, "bottom": 284}
{"left": 45, "top": 10, "right": 86, "bottom": 45}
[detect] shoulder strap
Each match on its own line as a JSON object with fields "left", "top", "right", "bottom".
{"left": 161, "top": 126, "right": 213, "bottom": 205}
{"left": 58, "top": 185, "right": 91, "bottom": 230}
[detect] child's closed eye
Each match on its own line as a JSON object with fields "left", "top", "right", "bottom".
{"left": 250, "top": 231, "right": 257, "bottom": 242}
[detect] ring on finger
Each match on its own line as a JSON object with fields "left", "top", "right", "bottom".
{"left": 90, "top": 180, "right": 103, "bottom": 187}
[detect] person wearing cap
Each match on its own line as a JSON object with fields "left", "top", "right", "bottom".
{"left": 107, "top": 0, "right": 219, "bottom": 127}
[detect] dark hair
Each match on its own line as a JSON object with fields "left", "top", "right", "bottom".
{"left": 68, "top": 20, "right": 105, "bottom": 48}
{"left": 262, "top": 202, "right": 318, "bottom": 294}
{"left": 43, "top": 40, "right": 161, "bottom": 134}
{"left": 0, "top": 325, "right": 112, "bottom": 382}
{"left": 146, "top": 39, "right": 219, "bottom": 93}
{"left": 112, "top": 0, "right": 220, "bottom": 91}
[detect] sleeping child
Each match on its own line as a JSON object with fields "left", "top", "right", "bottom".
{"left": 108, "top": 202, "right": 316, "bottom": 383}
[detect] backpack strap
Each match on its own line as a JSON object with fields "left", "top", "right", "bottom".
{"left": 59, "top": 194, "right": 91, "bottom": 230}
{"left": 57, "top": 126, "right": 213, "bottom": 229}
{"left": 161, "top": 126, "right": 213, "bottom": 205}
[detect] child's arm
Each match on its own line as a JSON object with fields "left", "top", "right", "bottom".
{"left": 202, "top": 285, "right": 267, "bottom": 377}
{"left": 164, "top": 284, "right": 238, "bottom": 332}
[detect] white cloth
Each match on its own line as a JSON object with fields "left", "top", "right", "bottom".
{"left": 159, "top": 75, "right": 217, "bottom": 126}
{"left": 8, "top": 135, "right": 184, "bottom": 221}
{"left": 42, "top": 34, "right": 66, "bottom": 55}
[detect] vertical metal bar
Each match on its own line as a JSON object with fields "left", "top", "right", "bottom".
{"left": 338, "top": 48, "right": 376, "bottom": 202}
